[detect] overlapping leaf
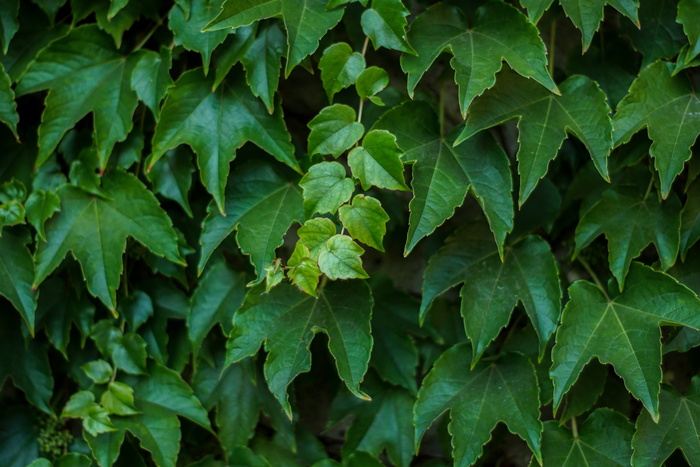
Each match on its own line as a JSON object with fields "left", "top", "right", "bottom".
{"left": 0, "top": 228, "right": 36, "bottom": 332}
{"left": 561, "top": 0, "right": 639, "bottom": 50}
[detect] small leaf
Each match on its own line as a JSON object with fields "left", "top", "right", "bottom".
{"left": 355, "top": 66, "right": 388, "bottom": 100}
{"left": 360, "top": 0, "right": 415, "bottom": 54}
{"left": 319, "top": 42, "right": 366, "bottom": 102}
{"left": 308, "top": 104, "right": 364, "bottom": 157}
{"left": 81, "top": 360, "right": 113, "bottom": 385}
{"left": 131, "top": 47, "right": 173, "bottom": 119}
{"left": 264, "top": 258, "right": 285, "bottom": 292}
{"left": 297, "top": 217, "right": 337, "bottom": 259}
{"left": 520, "top": 0, "right": 554, "bottom": 23}
{"left": 25, "top": 190, "right": 60, "bottom": 242}
{"left": 240, "top": 21, "right": 285, "bottom": 113}
{"left": 300, "top": 162, "right": 355, "bottom": 218}
{"left": 287, "top": 258, "right": 321, "bottom": 297}
{"left": 622, "top": 0, "right": 684, "bottom": 66}
{"left": 62, "top": 391, "right": 117, "bottom": 437}
{"left": 0, "top": 63, "right": 18, "bottom": 138}
{"left": 348, "top": 129, "right": 408, "bottom": 191}
{"left": 101, "top": 381, "right": 139, "bottom": 416}
{"left": 338, "top": 195, "right": 389, "bottom": 251}
{"left": 318, "top": 235, "right": 368, "bottom": 280}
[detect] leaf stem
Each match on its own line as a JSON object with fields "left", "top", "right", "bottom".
{"left": 643, "top": 176, "right": 654, "bottom": 201}
{"left": 361, "top": 35, "right": 370, "bottom": 57}
{"left": 357, "top": 98, "right": 365, "bottom": 125}
{"left": 548, "top": 19, "right": 557, "bottom": 75}
{"left": 439, "top": 83, "right": 446, "bottom": 137}
{"left": 578, "top": 256, "right": 610, "bottom": 300}
{"left": 571, "top": 416, "right": 579, "bottom": 439}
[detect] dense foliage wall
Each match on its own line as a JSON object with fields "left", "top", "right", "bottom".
{"left": 0, "top": 0, "right": 699, "bottom": 465}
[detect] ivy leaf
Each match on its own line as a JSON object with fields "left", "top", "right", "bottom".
{"left": 287, "top": 257, "right": 321, "bottom": 297}
{"left": 574, "top": 184, "right": 680, "bottom": 290}
{"left": 308, "top": 104, "right": 365, "bottom": 157}
{"left": 632, "top": 376, "right": 700, "bottom": 465}
{"left": 612, "top": 61, "right": 700, "bottom": 197}
{"left": 0, "top": 228, "right": 37, "bottom": 332}
{"left": 539, "top": 408, "right": 634, "bottom": 466}
{"left": 0, "top": 0, "right": 18, "bottom": 54}
{"left": 339, "top": 195, "right": 389, "bottom": 251}
{"left": 401, "top": 1, "right": 557, "bottom": 116}
{"left": 298, "top": 218, "right": 337, "bottom": 259}
{"left": 0, "top": 63, "right": 18, "bottom": 139}
{"left": 560, "top": 0, "right": 639, "bottom": 51}
{"left": 169, "top": 0, "right": 229, "bottom": 75}
{"left": 300, "top": 162, "right": 355, "bottom": 218}
{"left": 415, "top": 344, "right": 542, "bottom": 467}
{"left": 81, "top": 360, "right": 112, "bottom": 385}
{"left": 226, "top": 280, "right": 373, "bottom": 417}
{"left": 678, "top": 0, "right": 700, "bottom": 66}
{"left": 101, "top": 382, "right": 139, "bottom": 416}
{"left": 421, "top": 222, "right": 561, "bottom": 364}
{"left": 112, "top": 406, "right": 179, "bottom": 467}
{"left": 148, "top": 69, "right": 299, "bottom": 214}
{"left": 375, "top": 100, "right": 513, "bottom": 257}
{"left": 62, "top": 391, "right": 117, "bottom": 436}
{"left": 318, "top": 235, "right": 368, "bottom": 280}
{"left": 25, "top": 190, "right": 60, "bottom": 242}
{"left": 240, "top": 21, "right": 285, "bottom": 113}
{"left": 356, "top": 67, "right": 388, "bottom": 101}
{"left": 212, "top": 25, "right": 256, "bottom": 90}
{"left": 130, "top": 47, "right": 173, "bottom": 120}
{"left": 622, "top": 0, "right": 684, "bottom": 66}
{"left": 520, "top": 0, "right": 554, "bottom": 23}
{"left": 264, "top": 259, "right": 285, "bottom": 292}
{"left": 205, "top": 0, "right": 344, "bottom": 75}
{"left": 198, "top": 161, "right": 303, "bottom": 280}
{"left": 146, "top": 146, "right": 195, "bottom": 217}
{"left": 360, "top": 0, "right": 415, "bottom": 54}
{"left": 92, "top": 321, "right": 148, "bottom": 374}
{"left": 85, "top": 430, "right": 124, "bottom": 467}
{"left": 457, "top": 71, "right": 612, "bottom": 204}
{"left": 550, "top": 263, "right": 700, "bottom": 421}
{"left": 319, "top": 42, "right": 365, "bottom": 103}
{"left": 347, "top": 129, "right": 408, "bottom": 191}
{"left": 34, "top": 171, "right": 184, "bottom": 311}
{"left": 16, "top": 25, "right": 139, "bottom": 169}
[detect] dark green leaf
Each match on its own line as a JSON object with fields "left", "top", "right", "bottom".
{"left": 240, "top": 21, "right": 285, "bottom": 113}
{"left": 319, "top": 42, "right": 365, "bottom": 102}
{"left": 0, "top": 228, "right": 37, "bottom": 332}
{"left": 360, "top": 0, "right": 414, "bottom": 54}
{"left": 307, "top": 104, "right": 364, "bottom": 157}
{"left": 169, "top": 0, "right": 229, "bottom": 75}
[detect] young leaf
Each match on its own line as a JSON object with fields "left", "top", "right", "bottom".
{"left": 299, "top": 162, "right": 355, "bottom": 218}
{"left": 307, "top": 104, "right": 364, "bottom": 157}
{"left": 338, "top": 195, "right": 389, "bottom": 251}
{"left": 130, "top": 47, "right": 173, "bottom": 120}
{"left": 347, "top": 129, "right": 408, "bottom": 191}
{"left": 226, "top": 280, "right": 373, "bottom": 417}
{"left": 415, "top": 345, "right": 542, "bottom": 466}
{"left": 317, "top": 235, "right": 368, "bottom": 280}
{"left": 632, "top": 376, "right": 700, "bottom": 465}
{"left": 0, "top": 228, "right": 37, "bottom": 332}
{"left": 319, "top": 42, "right": 366, "bottom": 103}
{"left": 205, "top": 0, "right": 344, "bottom": 75}
{"left": 16, "top": 25, "right": 139, "bottom": 168}
{"left": 457, "top": 71, "right": 612, "bottom": 204}
{"left": 62, "top": 391, "right": 117, "bottom": 436}
{"left": 355, "top": 67, "right": 388, "bottom": 101}
{"left": 81, "top": 360, "right": 112, "bottom": 385}
{"left": 25, "top": 190, "right": 60, "bottom": 242}
{"left": 101, "top": 382, "right": 139, "bottom": 416}
{"left": 550, "top": 263, "right": 700, "bottom": 421}
{"left": 287, "top": 258, "right": 321, "bottom": 297}
{"left": 240, "top": 21, "right": 285, "bottom": 113}
{"left": 560, "top": 0, "right": 639, "bottom": 51}
{"left": 360, "top": 0, "right": 415, "bottom": 54}
{"left": 298, "top": 217, "right": 337, "bottom": 259}
{"left": 375, "top": 101, "right": 513, "bottom": 256}
{"left": 574, "top": 184, "right": 680, "bottom": 290}
{"left": 401, "top": 1, "right": 557, "bottom": 116}
{"left": 149, "top": 69, "right": 299, "bottom": 213}
{"left": 421, "top": 222, "right": 561, "bottom": 364}
{"left": 612, "top": 61, "right": 700, "bottom": 197}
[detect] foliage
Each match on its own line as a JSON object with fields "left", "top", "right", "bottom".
{"left": 1, "top": 0, "right": 700, "bottom": 466}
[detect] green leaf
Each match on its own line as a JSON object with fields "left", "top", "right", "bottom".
{"left": 297, "top": 217, "right": 337, "bottom": 259}
{"left": 347, "top": 129, "right": 408, "bottom": 191}
{"left": 339, "top": 195, "right": 389, "bottom": 251}
{"left": 226, "top": 280, "right": 373, "bottom": 417}
{"left": 92, "top": 321, "right": 148, "bottom": 374}
{"left": 574, "top": 184, "right": 680, "bottom": 289}
{"left": 520, "top": 0, "right": 554, "bottom": 23}
{"left": 560, "top": 0, "right": 639, "bottom": 51}
{"left": 147, "top": 147, "right": 194, "bottom": 217}
{"left": 198, "top": 161, "right": 303, "bottom": 280}
{"left": 85, "top": 430, "right": 124, "bottom": 467}
{"left": 61, "top": 391, "right": 117, "bottom": 436}
{"left": 287, "top": 257, "right": 321, "bottom": 297}
{"left": 92, "top": 1, "right": 157, "bottom": 49}
{"left": 632, "top": 376, "right": 700, "bottom": 465}
{"left": 307, "top": 104, "right": 365, "bottom": 157}
{"left": 131, "top": 47, "right": 173, "bottom": 120}
{"left": 319, "top": 42, "right": 366, "bottom": 102}
{"left": 112, "top": 405, "right": 180, "bottom": 467}
{"left": 317, "top": 235, "right": 368, "bottom": 279}
{"left": 622, "top": 0, "right": 684, "bottom": 66}
{"left": 25, "top": 190, "right": 60, "bottom": 242}
{"left": 375, "top": 101, "right": 513, "bottom": 256}
{"left": 0, "top": 0, "right": 18, "bottom": 54}
{"left": 360, "top": 0, "right": 414, "bottom": 54}
{"left": 612, "top": 61, "right": 700, "bottom": 197}
{"left": 0, "top": 228, "right": 37, "bottom": 332}
{"left": 81, "top": 360, "right": 113, "bottom": 385}
{"left": 682, "top": 179, "right": 700, "bottom": 259}
{"left": 240, "top": 21, "right": 285, "bottom": 113}
{"left": 212, "top": 25, "right": 256, "bottom": 90}
{"left": 169, "top": 0, "right": 229, "bottom": 75}
{"left": 559, "top": 362, "right": 607, "bottom": 423}
{"left": 539, "top": 408, "right": 634, "bottom": 466}
{"left": 300, "top": 162, "right": 355, "bottom": 218}
{"left": 415, "top": 345, "right": 542, "bottom": 466}
{"left": 205, "top": 0, "right": 344, "bottom": 75}
{"left": 149, "top": 69, "right": 299, "bottom": 213}
{"left": 457, "top": 71, "right": 612, "bottom": 204}
{"left": 0, "top": 407, "right": 39, "bottom": 467}
{"left": 16, "top": 25, "right": 139, "bottom": 169}
{"left": 0, "top": 64, "right": 18, "bottom": 139}
{"left": 421, "top": 222, "right": 561, "bottom": 364}
{"left": 355, "top": 66, "right": 388, "bottom": 100}
{"left": 550, "top": 263, "right": 700, "bottom": 420}
{"left": 678, "top": 0, "right": 700, "bottom": 65}
{"left": 401, "top": 1, "right": 557, "bottom": 116}
{"left": 264, "top": 258, "right": 285, "bottom": 292}
{"left": 101, "top": 381, "right": 139, "bottom": 416}
{"left": 34, "top": 171, "right": 184, "bottom": 311}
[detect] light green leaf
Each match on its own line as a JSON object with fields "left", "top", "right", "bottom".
{"left": 612, "top": 61, "right": 700, "bottom": 197}
{"left": 574, "top": 184, "right": 680, "bottom": 290}
{"left": 34, "top": 171, "right": 183, "bottom": 311}
{"left": 632, "top": 376, "right": 700, "bottom": 466}
{"left": 560, "top": 0, "right": 639, "bottom": 51}
{"left": 339, "top": 195, "right": 389, "bottom": 251}
{"left": 348, "top": 129, "right": 408, "bottom": 191}
{"left": 226, "top": 280, "right": 373, "bottom": 417}
{"left": 550, "top": 263, "right": 700, "bottom": 420}
{"left": 375, "top": 101, "right": 513, "bottom": 256}
{"left": 300, "top": 161, "right": 355, "bottom": 217}
{"left": 169, "top": 0, "right": 229, "bottom": 74}
{"left": 678, "top": 0, "right": 700, "bottom": 65}
{"left": 308, "top": 104, "right": 365, "bottom": 157}
{"left": 264, "top": 258, "right": 285, "bottom": 292}
{"left": 457, "top": 71, "right": 612, "bottom": 204}
{"left": 198, "top": 161, "right": 303, "bottom": 280}
{"left": 355, "top": 66, "right": 388, "bottom": 100}
{"left": 61, "top": 391, "right": 117, "bottom": 436}
{"left": 205, "top": 0, "right": 344, "bottom": 75}
{"left": 361, "top": 0, "right": 415, "bottom": 54}
{"left": 240, "top": 21, "right": 285, "bottom": 113}
{"left": 298, "top": 217, "right": 337, "bottom": 260}
{"left": 415, "top": 345, "right": 542, "bottom": 466}
{"left": 0, "top": 228, "right": 37, "bottom": 332}
{"left": 401, "top": 1, "right": 557, "bottom": 116}
{"left": 16, "top": 25, "right": 139, "bottom": 169}
{"left": 25, "top": 190, "right": 60, "bottom": 242}
{"left": 81, "top": 360, "right": 113, "bottom": 385}
{"left": 319, "top": 42, "right": 365, "bottom": 102}
{"left": 147, "top": 146, "right": 194, "bottom": 217}
{"left": 149, "top": 69, "right": 299, "bottom": 213}
{"left": 130, "top": 47, "right": 173, "bottom": 119}
{"left": 0, "top": 200, "right": 23, "bottom": 230}
{"left": 421, "top": 221, "right": 561, "bottom": 364}
{"left": 317, "top": 234, "right": 368, "bottom": 279}
{"left": 287, "top": 257, "right": 321, "bottom": 297}
{"left": 101, "top": 381, "right": 139, "bottom": 416}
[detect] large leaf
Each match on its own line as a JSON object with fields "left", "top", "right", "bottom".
{"left": 421, "top": 222, "right": 561, "bottom": 364}
{"left": 374, "top": 100, "right": 513, "bottom": 256}
{"left": 560, "top": 0, "right": 639, "bottom": 51}
{"left": 16, "top": 25, "right": 139, "bottom": 168}
{"left": 34, "top": 171, "right": 184, "bottom": 311}
{"left": 612, "top": 61, "right": 700, "bottom": 197}
{"left": 226, "top": 280, "right": 373, "bottom": 417}
{"left": 205, "top": 0, "right": 344, "bottom": 75}
{"left": 550, "top": 263, "right": 700, "bottom": 420}
{"left": 240, "top": 21, "right": 285, "bottom": 113}
{"left": 401, "top": 0, "right": 557, "bottom": 116}
{"left": 0, "top": 228, "right": 37, "bottom": 332}
{"left": 148, "top": 69, "right": 299, "bottom": 213}
{"left": 457, "top": 71, "right": 612, "bottom": 204}
{"left": 414, "top": 344, "right": 542, "bottom": 467}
